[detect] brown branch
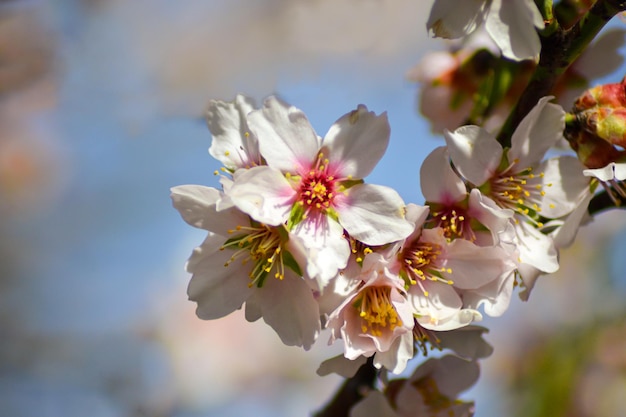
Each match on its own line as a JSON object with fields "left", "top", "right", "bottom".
{"left": 313, "top": 357, "right": 378, "bottom": 417}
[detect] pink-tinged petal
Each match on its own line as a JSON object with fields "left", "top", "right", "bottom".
{"left": 417, "top": 307, "right": 482, "bottom": 331}
{"left": 251, "top": 271, "right": 321, "bottom": 350}
{"left": 462, "top": 270, "right": 515, "bottom": 317}
{"left": 444, "top": 125, "right": 502, "bottom": 186}
{"left": 405, "top": 203, "right": 430, "bottom": 237}
{"left": 293, "top": 215, "right": 350, "bottom": 289}
{"left": 228, "top": 166, "right": 295, "bottom": 225}
{"left": 336, "top": 184, "right": 413, "bottom": 245}
{"left": 350, "top": 391, "right": 400, "bottom": 417}
{"left": 186, "top": 235, "right": 254, "bottom": 320}
{"left": 426, "top": 0, "right": 487, "bottom": 39}
{"left": 421, "top": 146, "right": 466, "bottom": 204}
{"left": 323, "top": 105, "right": 390, "bottom": 179}
{"left": 317, "top": 273, "right": 361, "bottom": 317}
{"left": 436, "top": 326, "right": 494, "bottom": 359}
{"left": 442, "top": 235, "right": 516, "bottom": 290}
{"left": 410, "top": 281, "right": 462, "bottom": 323}
{"left": 207, "top": 95, "right": 261, "bottom": 170}
{"left": 419, "top": 84, "right": 475, "bottom": 134}
{"left": 317, "top": 355, "right": 367, "bottom": 378}
{"left": 536, "top": 156, "right": 590, "bottom": 218}
{"left": 248, "top": 96, "right": 320, "bottom": 173}
{"left": 552, "top": 192, "right": 592, "bottom": 249}
{"left": 374, "top": 332, "right": 414, "bottom": 374}
{"left": 509, "top": 97, "right": 564, "bottom": 169}
{"left": 244, "top": 297, "right": 262, "bottom": 322}
{"left": 486, "top": 0, "right": 543, "bottom": 61}
{"left": 406, "top": 355, "right": 480, "bottom": 400}
{"left": 516, "top": 221, "right": 559, "bottom": 273}
{"left": 171, "top": 185, "right": 248, "bottom": 235}
{"left": 517, "top": 263, "right": 542, "bottom": 301}
{"left": 467, "top": 189, "right": 514, "bottom": 241}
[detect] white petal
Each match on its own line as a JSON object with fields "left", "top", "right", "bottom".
{"left": 408, "top": 355, "right": 480, "bottom": 399}
{"left": 462, "top": 270, "right": 515, "bottom": 316}
{"left": 516, "top": 221, "right": 559, "bottom": 273}
{"left": 374, "top": 333, "right": 414, "bottom": 374}
{"left": 584, "top": 163, "right": 617, "bottom": 182}
{"left": 410, "top": 282, "right": 462, "bottom": 325}
{"left": 537, "top": 156, "right": 590, "bottom": 218}
{"left": 467, "top": 189, "right": 514, "bottom": 242}
{"left": 509, "top": 97, "right": 565, "bottom": 169}
{"left": 228, "top": 166, "right": 295, "bottom": 225}
{"left": 400, "top": 203, "right": 430, "bottom": 244}
{"left": 444, "top": 125, "right": 502, "bottom": 186}
{"left": 417, "top": 307, "right": 482, "bottom": 331}
{"left": 426, "top": 0, "right": 487, "bottom": 39}
{"left": 171, "top": 185, "right": 248, "bottom": 235}
{"left": 317, "top": 355, "right": 367, "bottom": 378}
{"left": 517, "top": 262, "right": 543, "bottom": 301}
{"left": 294, "top": 215, "right": 350, "bottom": 289}
{"left": 323, "top": 105, "right": 390, "bottom": 179}
{"left": 421, "top": 146, "right": 466, "bottom": 204}
{"left": 336, "top": 184, "right": 413, "bottom": 245}
{"left": 406, "top": 51, "right": 458, "bottom": 83}
{"left": 552, "top": 192, "right": 592, "bottom": 249}
{"left": 186, "top": 235, "right": 254, "bottom": 320}
{"left": 419, "top": 84, "right": 474, "bottom": 134}
{"left": 248, "top": 96, "right": 320, "bottom": 173}
{"left": 436, "top": 326, "right": 494, "bottom": 359}
{"left": 244, "top": 297, "right": 262, "bottom": 322}
{"left": 486, "top": 0, "right": 543, "bottom": 61}
{"left": 425, "top": 228, "right": 515, "bottom": 290}
{"left": 253, "top": 272, "right": 321, "bottom": 350}
{"left": 207, "top": 95, "right": 261, "bottom": 170}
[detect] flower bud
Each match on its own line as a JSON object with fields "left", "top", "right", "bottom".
{"left": 567, "top": 128, "right": 626, "bottom": 169}
{"left": 572, "top": 77, "right": 626, "bottom": 150}
{"left": 577, "top": 106, "right": 626, "bottom": 148}
{"left": 574, "top": 77, "right": 626, "bottom": 112}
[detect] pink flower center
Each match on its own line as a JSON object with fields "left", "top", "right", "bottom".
{"left": 295, "top": 153, "right": 337, "bottom": 216}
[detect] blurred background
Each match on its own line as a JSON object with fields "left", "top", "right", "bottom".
{"left": 1, "top": 0, "right": 625, "bottom": 416}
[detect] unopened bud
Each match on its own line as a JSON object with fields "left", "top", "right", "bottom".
{"left": 574, "top": 77, "right": 626, "bottom": 112}
{"left": 567, "top": 128, "right": 626, "bottom": 169}
{"left": 578, "top": 106, "right": 626, "bottom": 148}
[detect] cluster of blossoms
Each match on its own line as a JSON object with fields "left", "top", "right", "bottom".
{"left": 171, "top": 0, "right": 626, "bottom": 415}
{"left": 171, "top": 92, "right": 590, "bottom": 373}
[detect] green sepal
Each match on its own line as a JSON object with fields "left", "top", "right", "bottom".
{"left": 254, "top": 268, "right": 270, "bottom": 288}
{"left": 222, "top": 234, "right": 248, "bottom": 249}
{"left": 282, "top": 249, "right": 303, "bottom": 276}
{"left": 325, "top": 207, "right": 340, "bottom": 223}
{"left": 287, "top": 203, "right": 306, "bottom": 229}
{"left": 339, "top": 178, "right": 364, "bottom": 190}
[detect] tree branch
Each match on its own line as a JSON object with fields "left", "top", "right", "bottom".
{"left": 497, "top": 0, "right": 626, "bottom": 147}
